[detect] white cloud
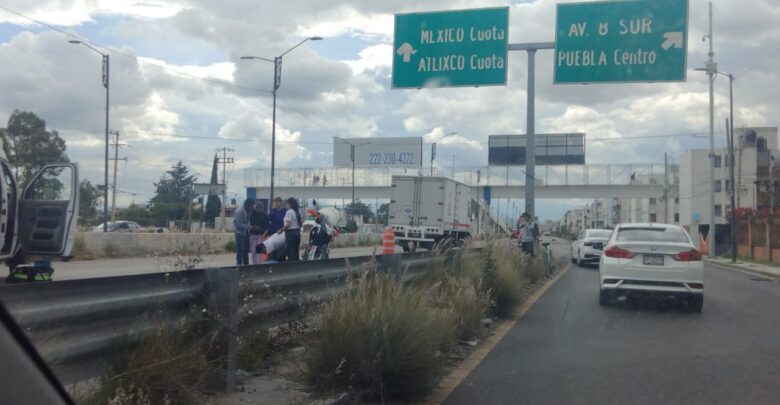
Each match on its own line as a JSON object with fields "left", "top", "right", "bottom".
{"left": 344, "top": 44, "right": 393, "bottom": 75}
{"left": 218, "top": 112, "right": 310, "bottom": 167}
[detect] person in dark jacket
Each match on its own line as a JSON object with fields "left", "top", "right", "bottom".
{"left": 268, "top": 197, "right": 286, "bottom": 235}
{"left": 234, "top": 198, "right": 254, "bottom": 265}
{"left": 249, "top": 201, "right": 270, "bottom": 264}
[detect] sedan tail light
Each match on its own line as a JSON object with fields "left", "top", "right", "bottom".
{"left": 672, "top": 249, "right": 702, "bottom": 261}
{"left": 584, "top": 241, "right": 593, "bottom": 246}
{"left": 604, "top": 246, "right": 636, "bottom": 258}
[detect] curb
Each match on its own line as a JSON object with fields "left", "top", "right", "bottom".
{"left": 705, "top": 260, "right": 780, "bottom": 280}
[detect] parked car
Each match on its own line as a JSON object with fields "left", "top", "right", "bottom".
{"left": 598, "top": 223, "right": 703, "bottom": 312}
{"left": 571, "top": 229, "right": 613, "bottom": 266}
{"left": 91, "top": 221, "right": 144, "bottom": 232}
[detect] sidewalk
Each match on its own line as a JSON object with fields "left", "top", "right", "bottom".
{"left": 706, "top": 257, "right": 780, "bottom": 279}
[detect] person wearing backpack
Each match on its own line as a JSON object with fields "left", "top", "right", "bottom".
{"left": 519, "top": 212, "right": 536, "bottom": 256}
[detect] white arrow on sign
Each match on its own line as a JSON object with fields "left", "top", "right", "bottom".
{"left": 396, "top": 42, "right": 417, "bottom": 63}
{"left": 661, "top": 32, "right": 683, "bottom": 50}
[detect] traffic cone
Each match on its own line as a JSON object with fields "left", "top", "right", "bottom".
{"left": 383, "top": 227, "right": 395, "bottom": 255}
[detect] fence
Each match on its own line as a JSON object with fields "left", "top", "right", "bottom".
{"left": 735, "top": 217, "right": 780, "bottom": 263}
{"left": 0, "top": 250, "right": 467, "bottom": 391}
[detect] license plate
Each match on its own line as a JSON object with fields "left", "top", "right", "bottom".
{"left": 643, "top": 254, "right": 664, "bottom": 266}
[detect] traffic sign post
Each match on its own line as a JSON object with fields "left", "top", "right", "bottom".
{"left": 392, "top": 7, "right": 509, "bottom": 88}
{"left": 554, "top": 0, "right": 689, "bottom": 84}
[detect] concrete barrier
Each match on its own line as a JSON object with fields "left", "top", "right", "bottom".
{"left": 74, "top": 232, "right": 234, "bottom": 258}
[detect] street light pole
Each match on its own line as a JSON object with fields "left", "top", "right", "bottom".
{"left": 430, "top": 131, "right": 456, "bottom": 176}
{"left": 69, "top": 40, "right": 110, "bottom": 232}
{"left": 726, "top": 73, "right": 736, "bottom": 264}
{"left": 241, "top": 36, "right": 322, "bottom": 203}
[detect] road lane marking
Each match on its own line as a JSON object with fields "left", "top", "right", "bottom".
{"left": 426, "top": 263, "right": 572, "bottom": 404}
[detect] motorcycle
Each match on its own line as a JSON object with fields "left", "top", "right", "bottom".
{"left": 302, "top": 213, "right": 333, "bottom": 261}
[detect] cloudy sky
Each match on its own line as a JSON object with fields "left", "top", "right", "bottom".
{"left": 0, "top": 0, "right": 777, "bottom": 220}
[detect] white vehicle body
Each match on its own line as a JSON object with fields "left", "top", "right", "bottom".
{"left": 599, "top": 223, "right": 704, "bottom": 311}
{"left": 571, "top": 229, "right": 613, "bottom": 266}
{"left": 388, "top": 176, "right": 472, "bottom": 251}
{"left": 0, "top": 142, "right": 79, "bottom": 263}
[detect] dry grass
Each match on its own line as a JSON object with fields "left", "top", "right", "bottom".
{"left": 306, "top": 272, "right": 456, "bottom": 400}
{"left": 72, "top": 315, "right": 215, "bottom": 405}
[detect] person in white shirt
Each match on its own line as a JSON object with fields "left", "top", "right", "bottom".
{"left": 256, "top": 232, "right": 286, "bottom": 260}
{"left": 277, "top": 197, "right": 302, "bottom": 261}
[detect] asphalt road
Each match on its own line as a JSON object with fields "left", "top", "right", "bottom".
{"left": 445, "top": 262, "right": 780, "bottom": 405}
{"left": 49, "top": 245, "right": 388, "bottom": 281}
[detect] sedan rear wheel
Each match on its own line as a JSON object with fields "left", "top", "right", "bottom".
{"left": 599, "top": 290, "right": 610, "bottom": 306}
{"left": 687, "top": 294, "right": 703, "bottom": 313}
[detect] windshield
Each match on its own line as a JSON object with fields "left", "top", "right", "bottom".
{"left": 616, "top": 227, "right": 690, "bottom": 243}
{"left": 0, "top": 1, "right": 776, "bottom": 404}
{"left": 587, "top": 230, "right": 612, "bottom": 239}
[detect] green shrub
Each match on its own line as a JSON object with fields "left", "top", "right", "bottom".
{"left": 306, "top": 272, "right": 455, "bottom": 399}
{"left": 70, "top": 234, "right": 94, "bottom": 260}
{"left": 345, "top": 219, "right": 358, "bottom": 233}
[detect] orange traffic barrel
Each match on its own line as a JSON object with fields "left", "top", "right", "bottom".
{"left": 383, "top": 227, "right": 395, "bottom": 255}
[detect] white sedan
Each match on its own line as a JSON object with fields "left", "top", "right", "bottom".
{"left": 571, "top": 229, "right": 613, "bottom": 266}
{"left": 599, "top": 223, "right": 704, "bottom": 312}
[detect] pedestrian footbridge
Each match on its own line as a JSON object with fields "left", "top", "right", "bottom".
{"left": 244, "top": 164, "right": 678, "bottom": 200}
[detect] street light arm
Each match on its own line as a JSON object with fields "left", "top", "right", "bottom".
{"left": 69, "top": 40, "right": 107, "bottom": 56}
{"left": 240, "top": 55, "right": 274, "bottom": 63}
{"left": 279, "top": 36, "right": 322, "bottom": 57}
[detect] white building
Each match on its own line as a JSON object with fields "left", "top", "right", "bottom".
{"left": 613, "top": 167, "right": 680, "bottom": 225}
{"left": 678, "top": 127, "right": 778, "bottom": 231}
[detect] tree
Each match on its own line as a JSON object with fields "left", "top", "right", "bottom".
{"left": 151, "top": 161, "right": 197, "bottom": 205}
{"left": 345, "top": 201, "right": 374, "bottom": 222}
{"left": 204, "top": 155, "right": 221, "bottom": 224}
{"left": 78, "top": 180, "right": 101, "bottom": 226}
{"left": 0, "top": 110, "right": 69, "bottom": 182}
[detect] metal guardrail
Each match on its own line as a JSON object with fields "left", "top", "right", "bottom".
{"left": 0, "top": 250, "right": 470, "bottom": 389}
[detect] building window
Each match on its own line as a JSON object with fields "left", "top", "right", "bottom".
{"left": 725, "top": 179, "right": 731, "bottom": 192}
{"left": 674, "top": 197, "right": 679, "bottom": 204}
{"left": 715, "top": 204, "right": 722, "bottom": 217}
{"left": 714, "top": 155, "right": 722, "bottom": 168}
{"left": 649, "top": 198, "right": 656, "bottom": 205}
{"left": 714, "top": 180, "right": 721, "bottom": 192}
{"left": 674, "top": 213, "right": 680, "bottom": 222}
{"left": 649, "top": 213, "right": 657, "bottom": 222}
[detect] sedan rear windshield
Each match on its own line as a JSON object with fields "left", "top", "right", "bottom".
{"left": 616, "top": 227, "right": 689, "bottom": 243}
{"left": 588, "top": 230, "right": 612, "bottom": 239}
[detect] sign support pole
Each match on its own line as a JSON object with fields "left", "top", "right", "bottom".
{"left": 526, "top": 49, "right": 536, "bottom": 217}
{"left": 508, "top": 42, "right": 554, "bottom": 218}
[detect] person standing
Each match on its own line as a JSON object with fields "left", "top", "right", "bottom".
{"left": 268, "top": 197, "right": 286, "bottom": 235}
{"left": 249, "top": 201, "right": 270, "bottom": 264}
{"left": 518, "top": 211, "right": 536, "bottom": 256}
{"left": 234, "top": 198, "right": 254, "bottom": 265}
{"left": 278, "top": 197, "right": 302, "bottom": 261}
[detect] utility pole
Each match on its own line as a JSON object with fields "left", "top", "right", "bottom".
{"left": 216, "top": 147, "right": 234, "bottom": 232}
{"left": 704, "top": 2, "right": 717, "bottom": 258}
{"left": 109, "top": 130, "right": 126, "bottom": 222}
{"left": 663, "top": 152, "right": 669, "bottom": 223}
{"left": 727, "top": 118, "right": 736, "bottom": 264}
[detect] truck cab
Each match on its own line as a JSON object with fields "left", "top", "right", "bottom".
{"left": 0, "top": 145, "right": 79, "bottom": 268}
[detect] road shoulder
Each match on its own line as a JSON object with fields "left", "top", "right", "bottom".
{"left": 425, "top": 263, "right": 572, "bottom": 404}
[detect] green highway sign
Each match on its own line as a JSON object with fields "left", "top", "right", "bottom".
{"left": 392, "top": 7, "right": 509, "bottom": 89}
{"left": 554, "top": 0, "right": 689, "bottom": 84}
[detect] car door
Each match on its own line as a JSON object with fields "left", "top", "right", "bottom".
{"left": 17, "top": 163, "right": 79, "bottom": 257}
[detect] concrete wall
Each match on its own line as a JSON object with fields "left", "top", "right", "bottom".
{"left": 73, "top": 231, "right": 384, "bottom": 259}
{"left": 74, "top": 232, "right": 234, "bottom": 258}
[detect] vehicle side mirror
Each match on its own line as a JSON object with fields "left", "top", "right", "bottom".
{"left": 593, "top": 242, "right": 603, "bottom": 250}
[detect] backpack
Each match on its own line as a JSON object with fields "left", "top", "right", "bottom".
{"left": 532, "top": 223, "right": 540, "bottom": 238}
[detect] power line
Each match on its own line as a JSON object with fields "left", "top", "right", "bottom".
{"left": 736, "top": 46, "right": 780, "bottom": 78}
{"left": 0, "top": 3, "right": 273, "bottom": 95}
